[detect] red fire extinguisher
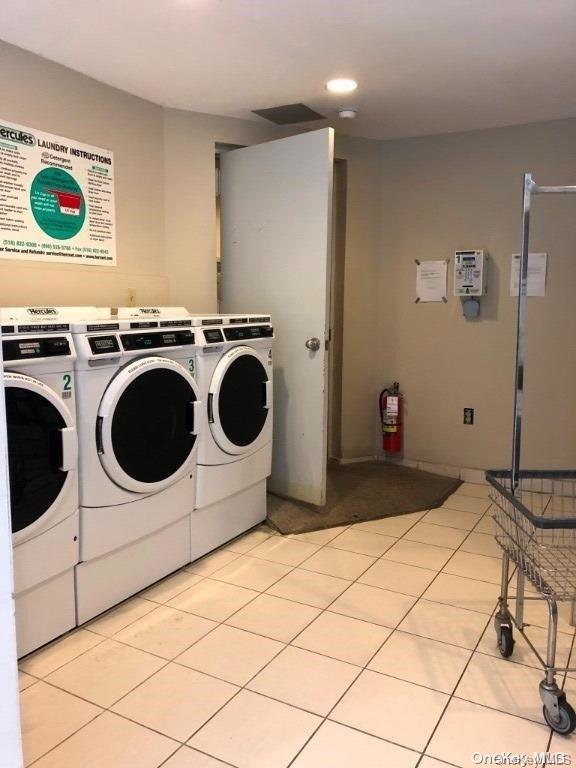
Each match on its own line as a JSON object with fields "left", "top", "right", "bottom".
{"left": 379, "top": 382, "right": 403, "bottom": 454}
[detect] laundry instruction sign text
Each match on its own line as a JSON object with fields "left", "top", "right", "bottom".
{"left": 0, "top": 118, "right": 116, "bottom": 265}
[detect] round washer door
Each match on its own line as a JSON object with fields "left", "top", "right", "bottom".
{"left": 97, "top": 356, "right": 201, "bottom": 494}
{"left": 209, "top": 346, "right": 271, "bottom": 456}
{"left": 5, "top": 372, "right": 78, "bottom": 543}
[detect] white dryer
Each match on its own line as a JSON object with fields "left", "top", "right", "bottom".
{"left": 0, "top": 307, "right": 79, "bottom": 657}
{"left": 72, "top": 308, "right": 201, "bottom": 623}
{"left": 188, "top": 314, "right": 274, "bottom": 560}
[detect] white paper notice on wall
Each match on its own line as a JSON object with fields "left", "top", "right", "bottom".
{"left": 415, "top": 259, "right": 448, "bottom": 303}
{"left": 0, "top": 118, "right": 116, "bottom": 266}
{"left": 510, "top": 252, "right": 547, "bottom": 297}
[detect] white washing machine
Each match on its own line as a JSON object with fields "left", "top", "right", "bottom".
{"left": 71, "top": 308, "right": 201, "bottom": 623}
{"left": 188, "top": 313, "right": 274, "bottom": 560}
{"left": 0, "top": 307, "right": 79, "bottom": 657}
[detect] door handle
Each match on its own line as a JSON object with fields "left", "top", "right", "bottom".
{"left": 305, "top": 337, "right": 321, "bottom": 352}
{"left": 186, "top": 400, "right": 201, "bottom": 436}
{"left": 59, "top": 426, "right": 78, "bottom": 471}
{"left": 207, "top": 393, "right": 214, "bottom": 423}
{"left": 263, "top": 380, "right": 272, "bottom": 409}
{"left": 96, "top": 417, "right": 104, "bottom": 454}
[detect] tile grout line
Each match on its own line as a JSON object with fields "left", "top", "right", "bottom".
{"left": 19, "top": 631, "right": 110, "bottom": 679}
{"left": 405, "top": 496, "right": 560, "bottom": 760}
{"left": 259, "top": 502, "right": 493, "bottom": 767}
{"left": 410, "top": 605, "right": 496, "bottom": 765}
{"left": 282, "top": 512, "right": 472, "bottom": 768}
{"left": 395, "top": 500, "right": 573, "bottom": 732}
{"left": 322, "top": 502, "right": 517, "bottom": 761}
{"left": 155, "top": 508, "right": 477, "bottom": 764}
{"left": 24, "top": 496, "right": 560, "bottom": 767}
{"left": 156, "top": 744, "right": 238, "bottom": 768}
{"left": 22, "top": 511, "right": 481, "bottom": 765}
{"left": 19, "top": 563, "right": 215, "bottom": 677}
{"left": 29, "top": 521, "right": 385, "bottom": 707}
{"left": 292, "top": 493, "right": 562, "bottom": 763}
{"left": 23, "top": 526, "right": 283, "bottom": 766}
{"left": 546, "top": 621, "right": 576, "bottom": 752}
{"left": 33, "top": 524, "right": 361, "bottom": 763}
{"left": 157, "top": 555, "right": 364, "bottom": 760}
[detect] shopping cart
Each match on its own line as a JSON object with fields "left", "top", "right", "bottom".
{"left": 487, "top": 470, "right": 576, "bottom": 734}
{"left": 487, "top": 173, "right": 576, "bottom": 735}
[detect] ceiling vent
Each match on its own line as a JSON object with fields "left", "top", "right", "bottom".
{"left": 252, "top": 103, "right": 326, "bottom": 125}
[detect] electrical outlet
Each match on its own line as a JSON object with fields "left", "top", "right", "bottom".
{"left": 463, "top": 408, "right": 474, "bottom": 425}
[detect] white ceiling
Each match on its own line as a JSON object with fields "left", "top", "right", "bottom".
{"left": 2, "top": 0, "right": 576, "bottom": 139}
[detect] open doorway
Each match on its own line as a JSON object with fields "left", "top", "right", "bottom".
{"left": 215, "top": 144, "right": 244, "bottom": 311}
{"left": 215, "top": 153, "right": 221, "bottom": 310}
{"left": 327, "top": 159, "right": 347, "bottom": 463}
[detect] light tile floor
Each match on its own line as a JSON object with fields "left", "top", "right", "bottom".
{"left": 19, "top": 485, "right": 576, "bottom": 767}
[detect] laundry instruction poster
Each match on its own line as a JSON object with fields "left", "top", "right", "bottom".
{"left": 0, "top": 118, "right": 116, "bottom": 265}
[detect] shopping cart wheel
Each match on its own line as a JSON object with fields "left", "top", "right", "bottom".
{"left": 498, "top": 625, "right": 514, "bottom": 658}
{"left": 543, "top": 699, "right": 576, "bottom": 735}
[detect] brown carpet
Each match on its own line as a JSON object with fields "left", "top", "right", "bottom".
{"left": 267, "top": 461, "right": 462, "bottom": 535}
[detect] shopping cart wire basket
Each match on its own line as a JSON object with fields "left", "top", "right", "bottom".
{"left": 487, "top": 469, "right": 576, "bottom": 734}
{"left": 487, "top": 173, "right": 576, "bottom": 735}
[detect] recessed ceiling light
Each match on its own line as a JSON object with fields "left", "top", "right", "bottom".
{"left": 326, "top": 78, "right": 358, "bottom": 94}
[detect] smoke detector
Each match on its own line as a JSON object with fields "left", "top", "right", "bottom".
{"left": 338, "top": 108, "right": 357, "bottom": 119}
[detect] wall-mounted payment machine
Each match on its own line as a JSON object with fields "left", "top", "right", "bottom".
{"left": 454, "top": 250, "right": 488, "bottom": 318}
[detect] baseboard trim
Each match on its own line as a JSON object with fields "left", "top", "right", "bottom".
{"left": 333, "top": 453, "right": 487, "bottom": 484}
{"left": 335, "top": 455, "right": 379, "bottom": 465}
{"left": 378, "top": 455, "right": 487, "bottom": 484}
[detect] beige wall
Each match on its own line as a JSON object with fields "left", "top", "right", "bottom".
{"left": 0, "top": 42, "right": 279, "bottom": 312}
{"left": 0, "top": 41, "right": 168, "bottom": 307}
{"left": 163, "top": 109, "right": 279, "bottom": 312}
{"left": 378, "top": 118, "right": 576, "bottom": 470}
{"left": 334, "top": 135, "right": 384, "bottom": 459}
{"left": 4, "top": 42, "right": 574, "bottom": 470}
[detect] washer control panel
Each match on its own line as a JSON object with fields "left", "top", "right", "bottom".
{"left": 120, "top": 330, "right": 194, "bottom": 351}
{"left": 224, "top": 325, "right": 274, "bottom": 341}
{"left": 88, "top": 336, "right": 120, "bottom": 355}
{"left": 203, "top": 328, "right": 224, "bottom": 344}
{"left": 3, "top": 336, "right": 72, "bottom": 361}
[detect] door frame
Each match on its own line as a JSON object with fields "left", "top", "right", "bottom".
{"left": 327, "top": 158, "right": 347, "bottom": 462}
{"left": 0, "top": 332, "right": 24, "bottom": 767}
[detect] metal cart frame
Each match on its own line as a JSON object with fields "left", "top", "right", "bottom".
{"left": 487, "top": 173, "right": 576, "bottom": 735}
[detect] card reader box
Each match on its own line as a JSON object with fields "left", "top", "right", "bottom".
{"left": 454, "top": 250, "right": 488, "bottom": 296}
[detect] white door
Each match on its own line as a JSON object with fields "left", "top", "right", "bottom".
{"left": 220, "top": 128, "right": 334, "bottom": 505}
